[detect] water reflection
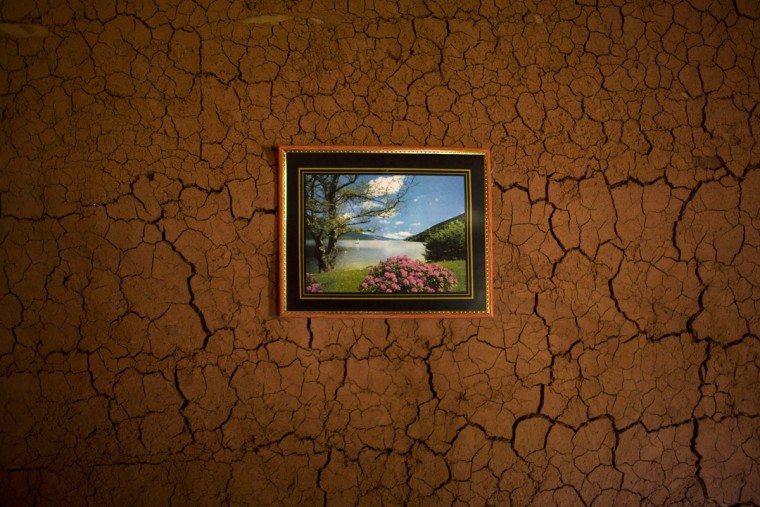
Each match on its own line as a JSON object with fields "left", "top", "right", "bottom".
{"left": 304, "top": 239, "right": 426, "bottom": 273}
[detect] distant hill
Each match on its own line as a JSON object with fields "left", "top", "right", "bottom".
{"left": 342, "top": 231, "right": 387, "bottom": 240}
{"left": 305, "top": 230, "right": 387, "bottom": 241}
{"left": 406, "top": 213, "right": 466, "bottom": 242}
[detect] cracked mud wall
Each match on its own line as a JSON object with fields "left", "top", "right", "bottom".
{"left": 1, "top": 0, "right": 759, "bottom": 505}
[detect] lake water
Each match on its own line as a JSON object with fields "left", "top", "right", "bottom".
{"left": 304, "top": 239, "right": 426, "bottom": 273}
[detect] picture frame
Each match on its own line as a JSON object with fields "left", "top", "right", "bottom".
{"left": 278, "top": 146, "right": 493, "bottom": 318}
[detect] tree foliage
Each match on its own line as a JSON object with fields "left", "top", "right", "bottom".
{"left": 304, "top": 174, "right": 411, "bottom": 272}
{"left": 423, "top": 219, "right": 466, "bottom": 261}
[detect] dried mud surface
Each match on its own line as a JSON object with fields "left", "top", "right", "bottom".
{"left": 1, "top": 0, "right": 759, "bottom": 505}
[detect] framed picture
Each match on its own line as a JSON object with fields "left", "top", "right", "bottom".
{"left": 278, "top": 146, "right": 493, "bottom": 318}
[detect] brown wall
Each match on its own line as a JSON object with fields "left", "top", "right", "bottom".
{"left": 1, "top": 0, "right": 759, "bottom": 505}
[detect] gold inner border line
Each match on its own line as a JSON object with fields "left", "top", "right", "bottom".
{"left": 297, "top": 168, "right": 475, "bottom": 300}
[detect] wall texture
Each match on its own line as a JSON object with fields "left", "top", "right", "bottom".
{"left": 1, "top": 0, "right": 759, "bottom": 505}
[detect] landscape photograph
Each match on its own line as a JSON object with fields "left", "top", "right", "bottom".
{"left": 302, "top": 172, "right": 469, "bottom": 295}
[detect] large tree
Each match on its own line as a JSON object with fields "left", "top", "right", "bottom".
{"left": 304, "top": 174, "right": 411, "bottom": 272}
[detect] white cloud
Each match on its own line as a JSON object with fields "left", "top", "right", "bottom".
{"left": 384, "top": 231, "right": 412, "bottom": 240}
{"left": 368, "top": 175, "right": 405, "bottom": 197}
{"left": 394, "top": 220, "right": 404, "bottom": 225}
{"left": 411, "top": 222, "right": 421, "bottom": 226}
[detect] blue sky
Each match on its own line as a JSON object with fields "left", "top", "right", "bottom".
{"left": 365, "top": 174, "right": 465, "bottom": 239}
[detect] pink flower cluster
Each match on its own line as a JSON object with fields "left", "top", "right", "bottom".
{"left": 358, "top": 255, "right": 458, "bottom": 294}
{"left": 304, "top": 272, "right": 324, "bottom": 293}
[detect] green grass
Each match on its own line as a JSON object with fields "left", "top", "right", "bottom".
{"left": 438, "top": 260, "right": 467, "bottom": 290}
{"left": 312, "top": 259, "right": 468, "bottom": 293}
{"left": 311, "top": 266, "right": 371, "bottom": 292}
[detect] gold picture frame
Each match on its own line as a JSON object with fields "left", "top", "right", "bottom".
{"left": 279, "top": 146, "right": 493, "bottom": 318}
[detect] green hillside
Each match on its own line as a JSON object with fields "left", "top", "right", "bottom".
{"left": 406, "top": 213, "right": 466, "bottom": 242}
